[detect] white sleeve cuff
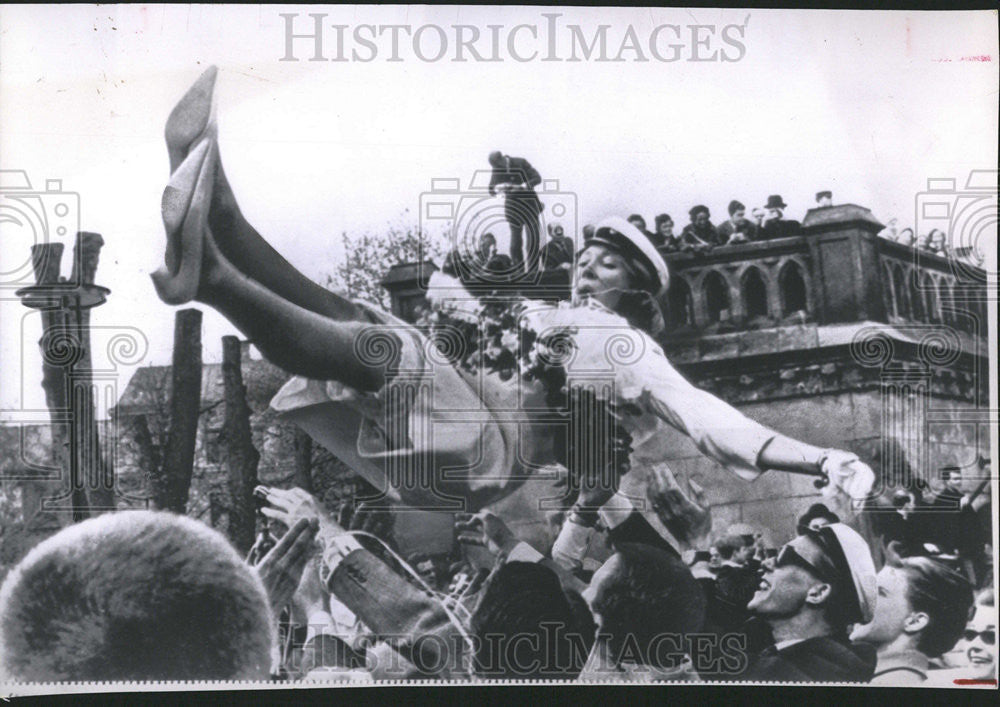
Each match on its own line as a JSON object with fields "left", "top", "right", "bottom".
{"left": 551, "top": 520, "right": 594, "bottom": 571}
{"left": 598, "top": 492, "right": 636, "bottom": 530}
{"left": 506, "top": 541, "right": 545, "bottom": 564}
{"left": 320, "top": 533, "right": 364, "bottom": 579}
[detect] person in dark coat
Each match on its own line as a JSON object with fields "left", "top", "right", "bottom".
{"left": 652, "top": 213, "right": 680, "bottom": 251}
{"left": 711, "top": 534, "right": 760, "bottom": 632}
{"left": 926, "top": 467, "right": 980, "bottom": 564}
{"left": 741, "top": 523, "right": 878, "bottom": 682}
{"left": 539, "top": 223, "right": 574, "bottom": 272}
{"left": 488, "top": 151, "right": 543, "bottom": 273}
{"left": 716, "top": 200, "right": 758, "bottom": 244}
{"left": 681, "top": 205, "right": 721, "bottom": 247}
{"left": 758, "top": 195, "right": 802, "bottom": 240}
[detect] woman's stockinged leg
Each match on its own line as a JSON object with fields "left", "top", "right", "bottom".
{"left": 198, "top": 233, "right": 395, "bottom": 394}
{"left": 164, "top": 64, "right": 366, "bottom": 323}
{"left": 205, "top": 157, "right": 369, "bottom": 323}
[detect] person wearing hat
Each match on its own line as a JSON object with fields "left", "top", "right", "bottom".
{"left": 716, "top": 200, "right": 758, "bottom": 245}
{"left": 759, "top": 195, "right": 802, "bottom": 240}
{"left": 487, "top": 150, "right": 544, "bottom": 274}
{"left": 681, "top": 205, "right": 721, "bottom": 248}
{"left": 743, "top": 523, "right": 878, "bottom": 682}
{"left": 850, "top": 543, "right": 974, "bottom": 685}
{"left": 796, "top": 502, "right": 840, "bottom": 536}
{"left": 815, "top": 191, "right": 833, "bottom": 208}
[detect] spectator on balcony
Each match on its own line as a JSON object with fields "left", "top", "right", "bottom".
{"left": 927, "top": 229, "right": 949, "bottom": 257}
{"left": 759, "top": 195, "right": 801, "bottom": 240}
{"left": 582, "top": 224, "right": 596, "bottom": 241}
{"left": 916, "top": 232, "right": 933, "bottom": 251}
{"left": 878, "top": 218, "right": 899, "bottom": 242}
{"left": 681, "top": 205, "right": 720, "bottom": 249}
{"left": 897, "top": 227, "right": 916, "bottom": 247}
{"left": 716, "top": 200, "right": 758, "bottom": 244}
{"left": 815, "top": 191, "right": 834, "bottom": 209}
{"left": 627, "top": 214, "right": 657, "bottom": 243}
{"left": 653, "top": 213, "right": 681, "bottom": 251}
{"left": 540, "top": 223, "right": 575, "bottom": 273}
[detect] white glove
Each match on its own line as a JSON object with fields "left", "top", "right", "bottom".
{"left": 820, "top": 450, "right": 875, "bottom": 502}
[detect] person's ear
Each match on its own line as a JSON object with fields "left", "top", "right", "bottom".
{"left": 903, "top": 611, "right": 930, "bottom": 635}
{"left": 804, "top": 582, "right": 832, "bottom": 606}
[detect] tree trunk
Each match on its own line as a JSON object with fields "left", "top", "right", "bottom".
{"left": 292, "top": 428, "right": 314, "bottom": 493}
{"left": 157, "top": 308, "right": 203, "bottom": 513}
{"left": 221, "top": 335, "right": 259, "bottom": 555}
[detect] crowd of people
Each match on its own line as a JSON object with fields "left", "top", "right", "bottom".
{"left": 877, "top": 219, "right": 955, "bottom": 257}
{"left": 0, "top": 468, "right": 992, "bottom": 684}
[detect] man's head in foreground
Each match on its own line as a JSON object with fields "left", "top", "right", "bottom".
{"left": 850, "top": 549, "right": 973, "bottom": 659}
{"left": 582, "top": 542, "right": 706, "bottom": 675}
{"left": 748, "top": 523, "right": 876, "bottom": 640}
{"left": 0, "top": 511, "right": 275, "bottom": 682}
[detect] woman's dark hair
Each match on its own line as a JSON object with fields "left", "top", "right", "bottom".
{"left": 589, "top": 543, "right": 706, "bottom": 669}
{"left": 469, "top": 562, "right": 585, "bottom": 679}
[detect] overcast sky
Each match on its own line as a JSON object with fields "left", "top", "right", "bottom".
{"left": 1, "top": 5, "right": 997, "bottom": 419}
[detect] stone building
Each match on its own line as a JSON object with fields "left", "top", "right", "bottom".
{"left": 383, "top": 203, "right": 991, "bottom": 548}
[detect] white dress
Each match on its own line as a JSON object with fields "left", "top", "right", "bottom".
{"left": 270, "top": 272, "right": 777, "bottom": 514}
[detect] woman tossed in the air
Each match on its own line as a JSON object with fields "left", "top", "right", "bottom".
{"left": 152, "top": 67, "right": 874, "bottom": 528}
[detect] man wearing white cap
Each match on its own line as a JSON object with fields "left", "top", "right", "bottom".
{"left": 743, "top": 523, "right": 878, "bottom": 682}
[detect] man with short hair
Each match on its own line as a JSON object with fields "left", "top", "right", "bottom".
{"left": 742, "top": 523, "right": 878, "bottom": 682}
{"left": 712, "top": 534, "right": 760, "bottom": 631}
{"left": 488, "top": 150, "right": 543, "bottom": 274}
{"left": 579, "top": 542, "right": 706, "bottom": 680}
{"left": 716, "top": 200, "right": 757, "bottom": 244}
{"left": 539, "top": 223, "right": 575, "bottom": 273}
{"left": 0, "top": 511, "right": 277, "bottom": 682}
{"left": 851, "top": 550, "right": 974, "bottom": 685}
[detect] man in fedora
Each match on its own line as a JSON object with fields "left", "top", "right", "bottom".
{"left": 741, "top": 523, "right": 878, "bottom": 682}
{"left": 759, "top": 195, "right": 802, "bottom": 240}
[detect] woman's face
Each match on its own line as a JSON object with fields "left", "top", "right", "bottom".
{"left": 954, "top": 603, "right": 997, "bottom": 678}
{"left": 574, "top": 244, "right": 633, "bottom": 310}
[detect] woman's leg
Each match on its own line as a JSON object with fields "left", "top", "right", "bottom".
{"left": 154, "top": 127, "right": 396, "bottom": 393}
{"left": 197, "top": 228, "right": 394, "bottom": 393}
{"left": 163, "top": 65, "right": 367, "bottom": 322}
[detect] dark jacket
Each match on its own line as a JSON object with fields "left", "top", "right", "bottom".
{"left": 489, "top": 156, "right": 542, "bottom": 203}
{"left": 716, "top": 219, "right": 758, "bottom": 244}
{"left": 712, "top": 564, "right": 759, "bottom": 631}
{"left": 760, "top": 218, "right": 802, "bottom": 240}
{"left": 743, "top": 634, "right": 877, "bottom": 683}
{"left": 540, "top": 236, "right": 574, "bottom": 271}
{"left": 681, "top": 222, "right": 722, "bottom": 247}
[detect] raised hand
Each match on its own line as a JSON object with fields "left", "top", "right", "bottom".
{"left": 647, "top": 464, "right": 712, "bottom": 550}
{"left": 455, "top": 510, "right": 519, "bottom": 560}
{"left": 256, "top": 517, "right": 319, "bottom": 613}
{"left": 257, "top": 486, "right": 342, "bottom": 539}
{"left": 820, "top": 450, "right": 876, "bottom": 501}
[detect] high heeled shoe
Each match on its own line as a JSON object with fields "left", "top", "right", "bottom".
{"left": 151, "top": 137, "right": 216, "bottom": 304}
{"left": 165, "top": 65, "right": 218, "bottom": 174}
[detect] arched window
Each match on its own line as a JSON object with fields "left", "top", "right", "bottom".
{"left": 703, "top": 270, "right": 731, "bottom": 324}
{"left": 924, "top": 274, "right": 941, "bottom": 323}
{"left": 667, "top": 276, "right": 694, "bottom": 329}
{"left": 909, "top": 269, "right": 925, "bottom": 321}
{"left": 742, "top": 267, "right": 769, "bottom": 320}
{"left": 891, "top": 265, "right": 909, "bottom": 319}
{"left": 779, "top": 261, "right": 808, "bottom": 317}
